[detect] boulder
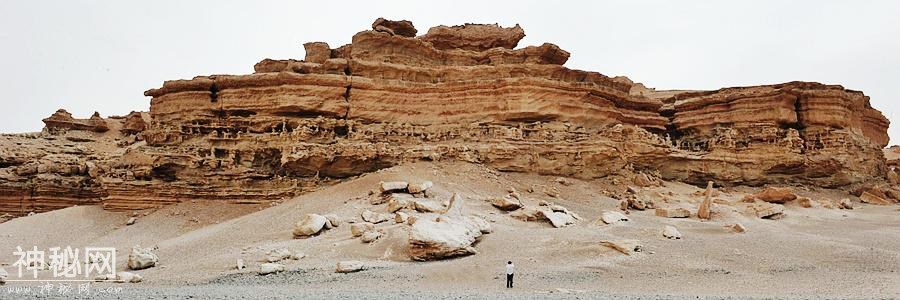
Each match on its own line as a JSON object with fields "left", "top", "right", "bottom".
{"left": 115, "top": 272, "right": 143, "bottom": 283}
{"left": 860, "top": 191, "right": 893, "bottom": 205}
{"left": 662, "top": 225, "right": 682, "bottom": 239}
{"left": 395, "top": 211, "right": 409, "bottom": 223}
{"left": 127, "top": 246, "right": 159, "bottom": 270}
{"left": 753, "top": 187, "right": 798, "bottom": 203}
{"left": 751, "top": 202, "right": 785, "bottom": 219}
{"left": 0, "top": 267, "right": 7, "bottom": 285}
{"left": 324, "top": 214, "right": 343, "bottom": 228}
{"left": 350, "top": 222, "right": 376, "bottom": 237}
{"left": 408, "top": 216, "right": 491, "bottom": 261}
{"left": 407, "top": 181, "right": 434, "bottom": 194}
{"left": 293, "top": 214, "right": 329, "bottom": 237}
{"left": 420, "top": 23, "right": 526, "bottom": 52}
{"left": 236, "top": 259, "right": 245, "bottom": 270}
{"left": 265, "top": 248, "right": 293, "bottom": 263}
{"left": 372, "top": 18, "right": 417, "bottom": 37}
{"left": 491, "top": 196, "right": 523, "bottom": 211}
{"left": 387, "top": 194, "right": 414, "bottom": 213}
{"left": 336, "top": 261, "right": 365, "bottom": 273}
{"left": 542, "top": 211, "right": 576, "bottom": 228}
{"left": 126, "top": 217, "right": 136, "bottom": 226}
{"left": 725, "top": 223, "right": 747, "bottom": 233}
{"left": 303, "top": 42, "right": 331, "bottom": 64}
{"left": 599, "top": 240, "right": 643, "bottom": 255}
{"left": 599, "top": 211, "right": 629, "bottom": 224}
{"left": 510, "top": 206, "right": 544, "bottom": 222}
{"left": 259, "top": 263, "right": 285, "bottom": 275}
{"left": 627, "top": 197, "right": 653, "bottom": 210}
{"left": 413, "top": 199, "right": 444, "bottom": 213}
{"left": 380, "top": 181, "right": 409, "bottom": 193}
{"left": 655, "top": 207, "right": 691, "bottom": 218}
{"left": 361, "top": 230, "right": 383, "bottom": 243}
{"left": 838, "top": 198, "right": 854, "bottom": 209}
{"left": 698, "top": 181, "right": 714, "bottom": 220}
{"left": 407, "top": 215, "right": 419, "bottom": 225}
{"left": 361, "top": 210, "right": 390, "bottom": 224}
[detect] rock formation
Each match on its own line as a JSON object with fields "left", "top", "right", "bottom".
{"left": 0, "top": 18, "right": 892, "bottom": 216}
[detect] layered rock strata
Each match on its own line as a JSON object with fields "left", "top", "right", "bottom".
{"left": 0, "top": 18, "right": 890, "bottom": 215}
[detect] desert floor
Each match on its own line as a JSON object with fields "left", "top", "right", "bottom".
{"left": 1, "top": 162, "right": 898, "bottom": 299}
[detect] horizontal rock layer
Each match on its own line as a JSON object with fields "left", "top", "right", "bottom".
{"left": 0, "top": 18, "right": 891, "bottom": 215}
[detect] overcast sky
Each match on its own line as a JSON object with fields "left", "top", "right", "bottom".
{"left": 1, "top": 1, "right": 898, "bottom": 143}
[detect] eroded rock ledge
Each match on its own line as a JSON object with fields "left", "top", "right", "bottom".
{"left": 0, "top": 18, "right": 890, "bottom": 215}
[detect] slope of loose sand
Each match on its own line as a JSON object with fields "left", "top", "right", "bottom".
{"left": 1, "top": 161, "right": 898, "bottom": 299}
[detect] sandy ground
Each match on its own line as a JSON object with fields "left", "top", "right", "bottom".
{"left": 1, "top": 161, "right": 898, "bottom": 299}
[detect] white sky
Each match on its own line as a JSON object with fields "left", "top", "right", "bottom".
{"left": 1, "top": 1, "right": 898, "bottom": 143}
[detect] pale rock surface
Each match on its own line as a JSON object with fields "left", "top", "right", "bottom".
{"left": 408, "top": 215, "right": 491, "bottom": 261}
{"left": 336, "top": 261, "right": 365, "bottom": 273}
{"left": 491, "top": 196, "right": 523, "bottom": 211}
{"left": 663, "top": 225, "right": 682, "bottom": 239}
{"left": 413, "top": 199, "right": 444, "bottom": 213}
{"left": 324, "top": 214, "right": 342, "bottom": 228}
{"left": 407, "top": 181, "right": 433, "bottom": 194}
{"left": 600, "top": 211, "right": 630, "bottom": 224}
{"left": 127, "top": 246, "right": 159, "bottom": 270}
{"left": 361, "top": 210, "right": 391, "bottom": 224}
{"left": 350, "top": 222, "right": 375, "bottom": 237}
{"left": 259, "top": 263, "right": 285, "bottom": 275}
{"left": 293, "top": 214, "right": 329, "bottom": 237}
{"left": 600, "top": 240, "right": 643, "bottom": 255}
{"left": 361, "top": 230, "right": 383, "bottom": 243}
{"left": 380, "top": 181, "right": 409, "bottom": 193}
{"left": 387, "top": 194, "right": 414, "bottom": 213}
{"left": 395, "top": 211, "right": 409, "bottom": 223}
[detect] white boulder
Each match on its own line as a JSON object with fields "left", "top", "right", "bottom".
{"left": 127, "top": 246, "right": 159, "bottom": 270}
{"left": 293, "top": 214, "right": 329, "bottom": 237}
{"left": 599, "top": 211, "right": 630, "bottom": 225}
{"left": 361, "top": 210, "right": 390, "bottom": 224}
{"left": 662, "top": 225, "right": 682, "bottom": 240}
{"left": 259, "top": 263, "right": 285, "bottom": 275}
{"left": 408, "top": 216, "right": 492, "bottom": 261}
{"left": 336, "top": 261, "right": 365, "bottom": 273}
{"left": 380, "top": 181, "right": 409, "bottom": 193}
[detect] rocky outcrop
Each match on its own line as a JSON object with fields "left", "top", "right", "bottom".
{"left": 127, "top": 246, "right": 159, "bottom": 270}
{"left": 42, "top": 109, "right": 109, "bottom": 133}
{"left": 0, "top": 17, "right": 891, "bottom": 216}
{"left": 408, "top": 215, "right": 492, "bottom": 261}
{"left": 657, "top": 82, "right": 889, "bottom": 187}
{"left": 419, "top": 23, "right": 525, "bottom": 52}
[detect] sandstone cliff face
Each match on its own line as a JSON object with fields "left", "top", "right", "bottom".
{"left": 656, "top": 82, "right": 889, "bottom": 187}
{"left": 0, "top": 18, "right": 891, "bottom": 215}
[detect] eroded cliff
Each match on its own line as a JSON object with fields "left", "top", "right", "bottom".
{"left": 0, "top": 18, "right": 890, "bottom": 215}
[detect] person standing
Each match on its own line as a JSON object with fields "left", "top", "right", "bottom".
{"left": 506, "top": 261, "right": 515, "bottom": 288}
